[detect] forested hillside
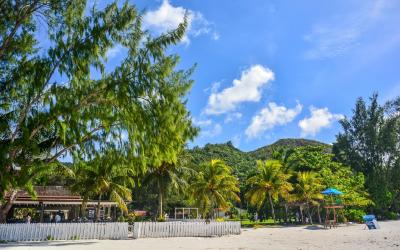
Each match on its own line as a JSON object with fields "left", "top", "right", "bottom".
{"left": 187, "top": 138, "right": 331, "bottom": 180}
{"left": 248, "top": 138, "right": 331, "bottom": 160}
{"left": 188, "top": 142, "right": 256, "bottom": 182}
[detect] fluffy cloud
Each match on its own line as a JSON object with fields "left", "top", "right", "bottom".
{"left": 224, "top": 112, "right": 242, "bottom": 123}
{"left": 106, "top": 44, "right": 124, "bottom": 59}
{"left": 245, "top": 102, "right": 303, "bottom": 138}
{"left": 202, "top": 123, "right": 222, "bottom": 137}
{"left": 192, "top": 118, "right": 212, "bottom": 127}
{"left": 205, "top": 65, "right": 275, "bottom": 115}
{"left": 298, "top": 107, "right": 344, "bottom": 136}
{"left": 143, "top": 0, "right": 218, "bottom": 44}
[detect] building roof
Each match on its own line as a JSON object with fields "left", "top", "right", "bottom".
{"left": 7, "top": 186, "right": 117, "bottom": 206}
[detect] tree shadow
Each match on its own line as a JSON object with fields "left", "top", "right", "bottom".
{"left": 304, "top": 225, "right": 326, "bottom": 230}
{"left": 1, "top": 241, "right": 99, "bottom": 248}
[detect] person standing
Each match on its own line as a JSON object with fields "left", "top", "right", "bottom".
{"left": 26, "top": 214, "right": 31, "bottom": 224}
{"left": 55, "top": 213, "right": 61, "bottom": 223}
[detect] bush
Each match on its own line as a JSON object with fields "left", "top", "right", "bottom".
{"left": 216, "top": 217, "right": 224, "bottom": 222}
{"left": 157, "top": 217, "right": 166, "bottom": 222}
{"left": 117, "top": 216, "right": 127, "bottom": 222}
{"left": 344, "top": 209, "right": 365, "bottom": 223}
{"left": 240, "top": 212, "right": 249, "bottom": 220}
{"left": 127, "top": 213, "right": 136, "bottom": 224}
{"left": 383, "top": 211, "right": 398, "bottom": 220}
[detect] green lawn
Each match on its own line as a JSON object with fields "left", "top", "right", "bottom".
{"left": 229, "top": 219, "right": 277, "bottom": 228}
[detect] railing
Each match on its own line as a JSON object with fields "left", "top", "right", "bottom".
{"left": 0, "top": 222, "right": 128, "bottom": 241}
{"left": 132, "top": 221, "right": 241, "bottom": 239}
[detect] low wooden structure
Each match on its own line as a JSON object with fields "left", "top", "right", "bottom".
{"left": 5, "top": 186, "right": 118, "bottom": 222}
{"left": 174, "top": 207, "right": 199, "bottom": 220}
{"left": 323, "top": 205, "right": 344, "bottom": 229}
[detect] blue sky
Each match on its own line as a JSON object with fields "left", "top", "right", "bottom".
{"left": 96, "top": 0, "right": 400, "bottom": 151}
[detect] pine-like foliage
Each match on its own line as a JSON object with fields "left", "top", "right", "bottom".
{"left": 0, "top": 0, "right": 197, "bottom": 221}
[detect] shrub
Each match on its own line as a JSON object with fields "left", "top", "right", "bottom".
{"left": 46, "top": 235, "right": 54, "bottom": 241}
{"left": 383, "top": 211, "right": 398, "bottom": 220}
{"left": 216, "top": 217, "right": 225, "bottom": 222}
{"left": 117, "top": 216, "right": 127, "bottom": 222}
{"left": 157, "top": 217, "right": 166, "bottom": 222}
{"left": 344, "top": 209, "right": 365, "bottom": 223}
{"left": 127, "top": 213, "right": 136, "bottom": 224}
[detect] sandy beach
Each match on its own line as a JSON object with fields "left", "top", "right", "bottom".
{"left": 2, "top": 220, "right": 400, "bottom": 250}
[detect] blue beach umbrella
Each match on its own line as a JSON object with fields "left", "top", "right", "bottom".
{"left": 322, "top": 188, "right": 343, "bottom": 205}
{"left": 321, "top": 188, "right": 343, "bottom": 196}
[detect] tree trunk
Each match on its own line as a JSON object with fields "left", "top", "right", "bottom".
{"left": 0, "top": 189, "right": 18, "bottom": 223}
{"left": 158, "top": 178, "right": 164, "bottom": 220}
{"left": 96, "top": 194, "right": 102, "bottom": 222}
{"left": 307, "top": 203, "right": 313, "bottom": 224}
{"left": 317, "top": 204, "right": 322, "bottom": 224}
{"left": 268, "top": 192, "right": 276, "bottom": 222}
{"left": 299, "top": 206, "right": 304, "bottom": 224}
{"left": 284, "top": 204, "right": 289, "bottom": 223}
{"left": 159, "top": 190, "right": 163, "bottom": 219}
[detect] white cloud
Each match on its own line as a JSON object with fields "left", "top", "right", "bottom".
{"left": 231, "top": 134, "right": 241, "bottom": 148}
{"left": 304, "top": 0, "right": 391, "bottom": 59}
{"left": 201, "top": 123, "right": 222, "bottom": 138}
{"left": 205, "top": 65, "right": 275, "bottom": 115}
{"left": 245, "top": 102, "right": 303, "bottom": 138}
{"left": 298, "top": 107, "right": 344, "bottom": 137}
{"left": 143, "top": 0, "right": 217, "bottom": 44}
{"left": 106, "top": 44, "right": 124, "bottom": 59}
{"left": 225, "top": 112, "right": 242, "bottom": 123}
{"left": 192, "top": 118, "right": 212, "bottom": 127}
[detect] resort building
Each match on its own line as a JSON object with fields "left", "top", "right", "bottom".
{"left": 5, "top": 186, "right": 118, "bottom": 223}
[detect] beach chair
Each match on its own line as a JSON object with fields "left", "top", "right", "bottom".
{"left": 363, "top": 215, "right": 380, "bottom": 230}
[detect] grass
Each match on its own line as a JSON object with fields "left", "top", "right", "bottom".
{"left": 233, "top": 219, "right": 277, "bottom": 228}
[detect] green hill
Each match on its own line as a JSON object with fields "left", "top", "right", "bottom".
{"left": 188, "top": 141, "right": 256, "bottom": 182}
{"left": 187, "top": 138, "right": 331, "bottom": 180}
{"left": 248, "top": 138, "right": 331, "bottom": 160}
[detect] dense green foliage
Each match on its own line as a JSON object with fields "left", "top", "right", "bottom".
{"left": 189, "top": 159, "right": 240, "bottom": 218}
{"left": 71, "top": 150, "right": 135, "bottom": 220}
{"left": 246, "top": 160, "right": 293, "bottom": 221}
{"left": 0, "top": 0, "right": 196, "bottom": 222}
{"left": 188, "top": 142, "right": 256, "bottom": 182}
{"left": 333, "top": 94, "right": 400, "bottom": 216}
{"left": 249, "top": 138, "right": 331, "bottom": 160}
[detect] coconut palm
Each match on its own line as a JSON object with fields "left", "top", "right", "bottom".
{"left": 190, "top": 159, "right": 240, "bottom": 218}
{"left": 294, "top": 171, "right": 324, "bottom": 224}
{"left": 72, "top": 153, "right": 135, "bottom": 221}
{"left": 144, "top": 160, "right": 193, "bottom": 220}
{"left": 246, "top": 160, "right": 293, "bottom": 222}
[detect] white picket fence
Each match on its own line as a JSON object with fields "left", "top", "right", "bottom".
{"left": 132, "top": 221, "right": 241, "bottom": 238}
{"left": 0, "top": 222, "right": 128, "bottom": 241}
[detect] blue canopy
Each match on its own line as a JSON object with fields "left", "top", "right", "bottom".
{"left": 321, "top": 188, "right": 343, "bottom": 195}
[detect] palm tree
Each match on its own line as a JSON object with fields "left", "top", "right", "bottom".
{"left": 144, "top": 160, "right": 192, "bottom": 220}
{"left": 294, "top": 172, "right": 324, "bottom": 224}
{"left": 246, "top": 160, "right": 293, "bottom": 222}
{"left": 190, "top": 159, "right": 240, "bottom": 218}
{"left": 72, "top": 153, "right": 135, "bottom": 221}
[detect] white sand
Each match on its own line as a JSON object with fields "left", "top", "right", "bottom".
{"left": 2, "top": 220, "right": 400, "bottom": 250}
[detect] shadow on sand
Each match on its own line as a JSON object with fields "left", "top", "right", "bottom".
{"left": 1, "top": 240, "right": 99, "bottom": 248}
{"left": 304, "top": 225, "right": 326, "bottom": 230}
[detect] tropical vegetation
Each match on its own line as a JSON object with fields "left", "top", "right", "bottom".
{"left": 0, "top": 0, "right": 399, "bottom": 225}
